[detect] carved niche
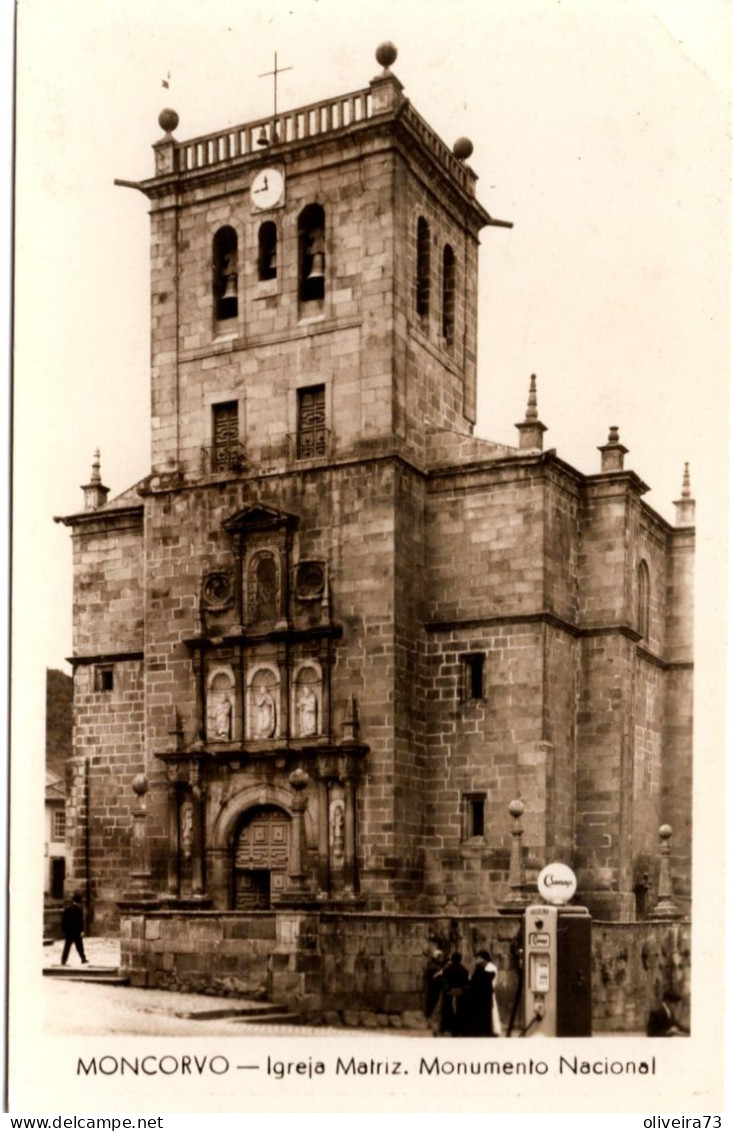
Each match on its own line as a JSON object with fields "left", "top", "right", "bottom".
{"left": 293, "top": 661, "right": 322, "bottom": 738}
{"left": 246, "top": 549, "right": 282, "bottom": 626}
{"left": 206, "top": 666, "right": 236, "bottom": 742}
{"left": 247, "top": 664, "right": 280, "bottom": 741}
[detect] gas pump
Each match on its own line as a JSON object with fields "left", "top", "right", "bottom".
{"left": 522, "top": 863, "right": 592, "bottom": 1037}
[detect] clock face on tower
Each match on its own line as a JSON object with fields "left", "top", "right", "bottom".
{"left": 250, "top": 168, "right": 285, "bottom": 210}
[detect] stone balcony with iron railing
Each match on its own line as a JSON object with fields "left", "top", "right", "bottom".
{"left": 197, "top": 429, "right": 332, "bottom": 482}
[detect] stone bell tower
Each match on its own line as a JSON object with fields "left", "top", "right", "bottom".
{"left": 60, "top": 42, "right": 513, "bottom": 926}
{"left": 142, "top": 41, "right": 508, "bottom": 483}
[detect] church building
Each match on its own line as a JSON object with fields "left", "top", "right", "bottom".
{"left": 57, "top": 44, "right": 694, "bottom": 936}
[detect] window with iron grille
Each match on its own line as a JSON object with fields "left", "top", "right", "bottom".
{"left": 52, "top": 808, "right": 66, "bottom": 841}
{"left": 213, "top": 401, "right": 240, "bottom": 470}
{"left": 297, "top": 385, "right": 326, "bottom": 459}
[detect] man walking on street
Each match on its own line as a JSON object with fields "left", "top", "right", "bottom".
{"left": 61, "top": 892, "right": 89, "bottom": 966}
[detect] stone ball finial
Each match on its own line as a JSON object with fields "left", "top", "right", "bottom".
{"left": 508, "top": 799, "right": 525, "bottom": 819}
{"left": 376, "top": 42, "right": 398, "bottom": 70}
{"left": 158, "top": 108, "right": 179, "bottom": 134}
{"left": 659, "top": 823, "right": 673, "bottom": 841}
{"left": 289, "top": 767, "right": 310, "bottom": 792}
{"left": 453, "top": 137, "right": 474, "bottom": 160}
{"left": 132, "top": 773, "right": 149, "bottom": 797}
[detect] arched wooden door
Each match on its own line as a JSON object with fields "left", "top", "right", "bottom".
{"left": 232, "top": 805, "right": 290, "bottom": 909}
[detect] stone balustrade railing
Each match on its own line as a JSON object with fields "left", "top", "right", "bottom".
{"left": 163, "top": 86, "right": 473, "bottom": 195}
{"left": 175, "top": 88, "right": 374, "bottom": 173}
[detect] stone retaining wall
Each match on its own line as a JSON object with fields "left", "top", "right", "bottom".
{"left": 119, "top": 909, "right": 690, "bottom": 1033}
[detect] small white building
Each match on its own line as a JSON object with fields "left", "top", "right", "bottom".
{"left": 45, "top": 769, "right": 67, "bottom": 900}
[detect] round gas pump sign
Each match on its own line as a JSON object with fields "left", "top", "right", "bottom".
{"left": 537, "top": 862, "right": 577, "bottom": 905}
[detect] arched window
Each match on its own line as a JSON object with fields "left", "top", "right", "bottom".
{"left": 442, "top": 243, "right": 455, "bottom": 343}
{"left": 416, "top": 216, "right": 430, "bottom": 319}
{"left": 299, "top": 204, "right": 326, "bottom": 303}
{"left": 637, "top": 560, "right": 650, "bottom": 641}
{"left": 258, "top": 221, "right": 277, "bottom": 281}
{"left": 212, "top": 226, "right": 238, "bottom": 320}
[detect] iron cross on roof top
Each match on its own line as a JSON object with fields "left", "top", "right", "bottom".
{"left": 258, "top": 52, "right": 293, "bottom": 119}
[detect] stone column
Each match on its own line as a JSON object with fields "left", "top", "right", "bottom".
{"left": 651, "top": 824, "right": 681, "bottom": 920}
{"left": 316, "top": 778, "right": 330, "bottom": 898}
{"left": 499, "top": 799, "right": 531, "bottom": 913}
{"left": 119, "top": 774, "right": 158, "bottom": 908}
{"left": 287, "top": 768, "right": 310, "bottom": 896}
{"left": 207, "top": 847, "right": 229, "bottom": 910}
{"left": 343, "top": 777, "right": 357, "bottom": 897}
{"left": 166, "top": 781, "right": 180, "bottom": 897}
{"left": 190, "top": 766, "right": 207, "bottom": 900}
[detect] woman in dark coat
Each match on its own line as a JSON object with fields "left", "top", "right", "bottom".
{"left": 461, "top": 950, "right": 496, "bottom": 1036}
{"left": 439, "top": 952, "right": 469, "bottom": 1036}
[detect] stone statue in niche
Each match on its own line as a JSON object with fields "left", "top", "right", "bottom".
{"left": 297, "top": 684, "right": 318, "bottom": 737}
{"left": 253, "top": 684, "right": 277, "bottom": 739}
{"left": 330, "top": 801, "right": 345, "bottom": 861}
{"left": 180, "top": 799, "right": 194, "bottom": 860}
{"left": 207, "top": 669, "right": 235, "bottom": 741}
{"left": 214, "top": 694, "right": 233, "bottom": 740}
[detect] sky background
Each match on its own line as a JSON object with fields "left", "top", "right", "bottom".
{"left": 12, "top": 0, "right": 730, "bottom": 679}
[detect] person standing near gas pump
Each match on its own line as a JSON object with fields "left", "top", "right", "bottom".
{"left": 438, "top": 952, "right": 469, "bottom": 1036}
{"left": 462, "top": 950, "right": 497, "bottom": 1036}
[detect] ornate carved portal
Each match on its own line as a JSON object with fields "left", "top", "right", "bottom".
{"left": 233, "top": 806, "right": 290, "bottom": 909}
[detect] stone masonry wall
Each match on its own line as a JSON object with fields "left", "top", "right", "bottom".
{"left": 422, "top": 461, "right": 580, "bottom": 910}
{"left": 71, "top": 515, "right": 144, "bottom": 655}
{"left": 393, "top": 151, "right": 479, "bottom": 449}
{"left": 424, "top": 622, "right": 542, "bottom": 911}
{"left": 68, "top": 659, "right": 145, "bottom": 932}
{"left": 119, "top": 910, "right": 691, "bottom": 1034}
{"left": 67, "top": 511, "right": 146, "bottom": 932}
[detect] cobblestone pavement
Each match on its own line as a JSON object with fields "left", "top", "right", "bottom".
{"left": 44, "top": 937, "right": 431, "bottom": 1039}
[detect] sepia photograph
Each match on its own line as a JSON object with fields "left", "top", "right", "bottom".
{"left": 8, "top": 0, "right": 729, "bottom": 1117}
